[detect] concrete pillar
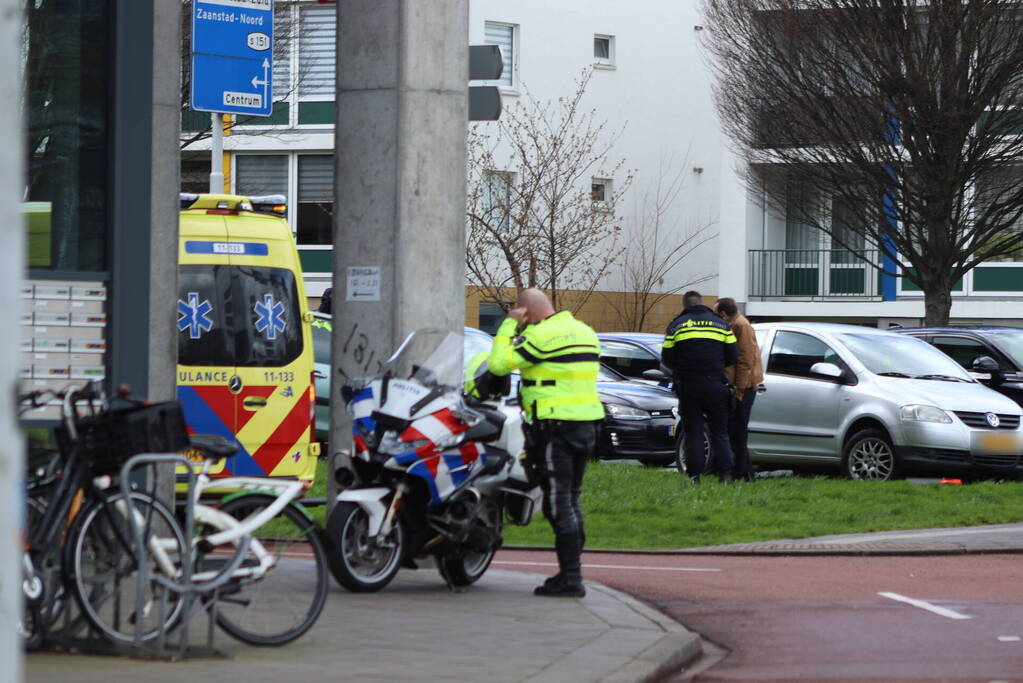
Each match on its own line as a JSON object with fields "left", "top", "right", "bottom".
{"left": 148, "top": 0, "right": 182, "bottom": 504}
{"left": 0, "top": 0, "right": 24, "bottom": 678}
{"left": 329, "top": 1, "right": 469, "bottom": 488}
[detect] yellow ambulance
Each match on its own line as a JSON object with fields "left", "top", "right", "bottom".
{"left": 177, "top": 193, "right": 318, "bottom": 484}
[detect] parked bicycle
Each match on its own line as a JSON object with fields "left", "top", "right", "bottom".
{"left": 19, "top": 381, "right": 327, "bottom": 650}
{"left": 20, "top": 381, "right": 186, "bottom": 648}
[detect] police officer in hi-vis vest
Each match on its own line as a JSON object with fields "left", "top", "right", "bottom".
{"left": 488, "top": 288, "right": 603, "bottom": 598}
{"left": 662, "top": 290, "right": 738, "bottom": 483}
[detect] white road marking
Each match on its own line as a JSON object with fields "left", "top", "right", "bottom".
{"left": 998, "top": 636, "right": 1021, "bottom": 642}
{"left": 820, "top": 525, "right": 1023, "bottom": 544}
{"left": 493, "top": 560, "right": 721, "bottom": 572}
{"left": 878, "top": 592, "right": 972, "bottom": 620}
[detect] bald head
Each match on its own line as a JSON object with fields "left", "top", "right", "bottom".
{"left": 516, "top": 288, "right": 555, "bottom": 323}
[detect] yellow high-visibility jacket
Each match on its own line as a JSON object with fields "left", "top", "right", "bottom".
{"left": 488, "top": 311, "right": 604, "bottom": 421}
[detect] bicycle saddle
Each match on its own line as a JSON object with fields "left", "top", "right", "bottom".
{"left": 187, "top": 434, "right": 239, "bottom": 460}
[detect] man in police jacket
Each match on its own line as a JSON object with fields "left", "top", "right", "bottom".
{"left": 662, "top": 291, "right": 738, "bottom": 483}
{"left": 488, "top": 288, "right": 603, "bottom": 598}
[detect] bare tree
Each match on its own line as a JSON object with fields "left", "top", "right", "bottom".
{"left": 603, "top": 154, "right": 717, "bottom": 331}
{"left": 702, "top": 0, "right": 1023, "bottom": 325}
{"left": 180, "top": 0, "right": 304, "bottom": 149}
{"left": 466, "top": 69, "right": 631, "bottom": 313}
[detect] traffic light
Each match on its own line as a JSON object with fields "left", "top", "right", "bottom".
{"left": 469, "top": 45, "right": 502, "bottom": 121}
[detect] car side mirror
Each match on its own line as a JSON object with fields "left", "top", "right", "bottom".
{"left": 971, "top": 356, "right": 1005, "bottom": 385}
{"left": 641, "top": 368, "right": 669, "bottom": 382}
{"left": 971, "top": 355, "right": 999, "bottom": 372}
{"left": 809, "top": 362, "right": 844, "bottom": 381}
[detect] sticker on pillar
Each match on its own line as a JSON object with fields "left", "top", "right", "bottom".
{"left": 178, "top": 292, "right": 215, "bottom": 339}
{"left": 254, "top": 293, "right": 286, "bottom": 340}
{"left": 347, "top": 266, "right": 381, "bottom": 302}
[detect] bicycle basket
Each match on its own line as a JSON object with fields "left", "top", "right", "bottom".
{"left": 59, "top": 401, "right": 190, "bottom": 475}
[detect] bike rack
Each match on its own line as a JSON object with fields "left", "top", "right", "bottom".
{"left": 117, "top": 452, "right": 237, "bottom": 659}
{"left": 35, "top": 454, "right": 232, "bottom": 660}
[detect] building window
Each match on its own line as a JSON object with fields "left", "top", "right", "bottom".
{"left": 235, "top": 154, "right": 289, "bottom": 197}
{"left": 272, "top": 6, "right": 292, "bottom": 102}
{"left": 594, "top": 34, "right": 614, "bottom": 67}
{"left": 231, "top": 153, "right": 334, "bottom": 248}
{"left": 297, "top": 154, "right": 334, "bottom": 246}
{"left": 181, "top": 153, "right": 212, "bottom": 194}
{"left": 830, "top": 198, "right": 866, "bottom": 264}
{"left": 484, "top": 21, "right": 515, "bottom": 88}
{"left": 785, "top": 182, "right": 821, "bottom": 264}
{"left": 977, "top": 166, "right": 1023, "bottom": 262}
{"left": 591, "top": 177, "right": 612, "bottom": 209}
{"left": 483, "top": 170, "right": 515, "bottom": 229}
{"left": 478, "top": 302, "right": 506, "bottom": 335}
{"left": 24, "top": 0, "right": 110, "bottom": 271}
{"left": 299, "top": 4, "right": 336, "bottom": 100}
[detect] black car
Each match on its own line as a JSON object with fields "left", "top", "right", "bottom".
{"left": 894, "top": 326, "right": 1023, "bottom": 407}
{"left": 596, "top": 364, "right": 678, "bottom": 466}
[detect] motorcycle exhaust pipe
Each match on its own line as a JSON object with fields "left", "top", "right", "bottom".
{"left": 334, "top": 466, "right": 355, "bottom": 488}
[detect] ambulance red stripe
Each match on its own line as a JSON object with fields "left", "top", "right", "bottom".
{"left": 250, "top": 393, "right": 313, "bottom": 472}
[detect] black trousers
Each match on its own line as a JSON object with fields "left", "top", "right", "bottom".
{"left": 527, "top": 420, "right": 598, "bottom": 584}
{"left": 729, "top": 390, "right": 756, "bottom": 481}
{"left": 676, "top": 376, "right": 733, "bottom": 477}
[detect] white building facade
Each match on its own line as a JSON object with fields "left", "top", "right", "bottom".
{"left": 181, "top": 0, "right": 1023, "bottom": 328}
{"left": 182, "top": 0, "right": 733, "bottom": 329}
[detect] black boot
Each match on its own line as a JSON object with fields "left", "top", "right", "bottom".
{"left": 541, "top": 573, "right": 563, "bottom": 588}
{"left": 534, "top": 574, "right": 586, "bottom": 598}
{"left": 535, "top": 536, "right": 585, "bottom": 597}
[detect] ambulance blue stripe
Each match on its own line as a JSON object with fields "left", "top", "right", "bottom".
{"left": 176, "top": 385, "right": 264, "bottom": 476}
{"left": 184, "top": 240, "right": 269, "bottom": 256}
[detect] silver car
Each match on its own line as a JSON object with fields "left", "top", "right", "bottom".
{"left": 749, "top": 322, "right": 1023, "bottom": 480}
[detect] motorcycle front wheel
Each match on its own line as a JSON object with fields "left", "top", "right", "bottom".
{"left": 325, "top": 501, "right": 405, "bottom": 592}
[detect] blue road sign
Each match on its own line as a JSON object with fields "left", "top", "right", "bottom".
{"left": 191, "top": 0, "right": 275, "bottom": 117}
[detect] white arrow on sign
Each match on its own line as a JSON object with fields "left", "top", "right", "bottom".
{"left": 250, "top": 58, "right": 270, "bottom": 101}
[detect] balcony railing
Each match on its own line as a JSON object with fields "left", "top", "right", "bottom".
{"left": 749, "top": 249, "right": 883, "bottom": 300}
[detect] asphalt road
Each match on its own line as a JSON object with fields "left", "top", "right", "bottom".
{"left": 494, "top": 549, "right": 1023, "bottom": 681}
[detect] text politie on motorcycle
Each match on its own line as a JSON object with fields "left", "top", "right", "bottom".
{"left": 661, "top": 291, "right": 738, "bottom": 481}
{"left": 487, "top": 288, "right": 603, "bottom": 599}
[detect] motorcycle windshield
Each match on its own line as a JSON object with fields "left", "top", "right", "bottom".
{"left": 385, "top": 329, "right": 464, "bottom": 390}
{"left": 340, "top": 328, "right": 460, "bottom": 389}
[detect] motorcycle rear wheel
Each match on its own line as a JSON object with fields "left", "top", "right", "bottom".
{"left": 437, "top": 546, "right": 496, "bottom": 587}
{"left": 325, "top": 501, "right": 405, "bottom": 593}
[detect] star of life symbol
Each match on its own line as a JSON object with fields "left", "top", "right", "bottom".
{"left": 254, "top": 293, "right": 286, "bottom": 340}
{"left": 177, "top": 292, "right": 214, "bottom": 339}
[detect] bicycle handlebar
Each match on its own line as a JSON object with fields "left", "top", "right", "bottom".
{"left": 17, "top": 380, "right": 109, "bottom": 440}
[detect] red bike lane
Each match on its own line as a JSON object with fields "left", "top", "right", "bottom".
{"left": 494, "top": 549, "right": 1023, "bottom": 681}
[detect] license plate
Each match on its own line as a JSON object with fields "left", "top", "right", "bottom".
{"left": 668, "top": 423, "right": 676, "bottom": 437}
{"left": 975, "top": 431, "right": 1021, "bottom": 455}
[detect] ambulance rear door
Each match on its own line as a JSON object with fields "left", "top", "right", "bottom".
{"left": 226, "top": 217, "right": 314, "bottom": 480}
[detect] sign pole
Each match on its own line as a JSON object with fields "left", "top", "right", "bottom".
{"left": 210, "top": 113, "right": 224, "bottom": 194}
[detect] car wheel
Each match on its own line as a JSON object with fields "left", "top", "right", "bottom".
{"left": 673, "top": 427, "right": 712, "bottom": 474}
{"left": 843, "top": 428, "right": 899, "bottom": 481}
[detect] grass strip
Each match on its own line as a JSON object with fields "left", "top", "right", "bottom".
{"left": 304, "top": 460, "right": 1023, "bottom": 550}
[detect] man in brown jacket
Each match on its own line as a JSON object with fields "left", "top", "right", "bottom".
{"left": 715, "top": 298, "right": 764, "bottom": 482}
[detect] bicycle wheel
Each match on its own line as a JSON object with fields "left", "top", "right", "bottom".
{"left": 207, "top": 494, "right": 327, "bottom": 646}
{"left": 22, "top": 494, "right": 68, "bottom": 649}
{"left": 66, "top": 491, "right": 186, "bottom": 644}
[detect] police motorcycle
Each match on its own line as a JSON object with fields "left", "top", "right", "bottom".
{"left": 325, "top": 329, "right": 541, "bottom": 592}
